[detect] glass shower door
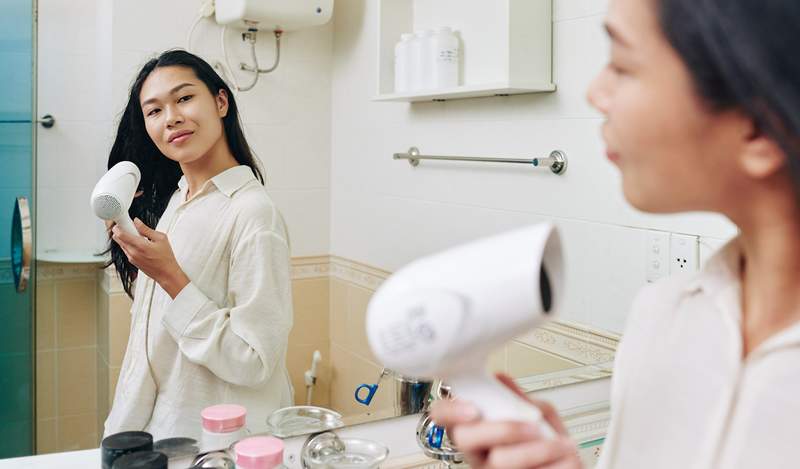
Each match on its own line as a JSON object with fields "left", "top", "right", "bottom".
{"left": 0, "top": 0, "right": 35, "bottom": 458}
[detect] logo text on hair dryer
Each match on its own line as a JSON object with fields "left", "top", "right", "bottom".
{"left": 378, "top": 291, "right": 470, "bottom": 354}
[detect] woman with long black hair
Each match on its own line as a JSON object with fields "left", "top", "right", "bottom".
{"left": 432, "top": 0, "right": 800, "bottom": 467}
{"left": 103, "top": 49, "right": 293, "bottom": 440}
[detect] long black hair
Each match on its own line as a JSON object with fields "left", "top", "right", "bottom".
{"left": 657, "top": 1, "right": 800, "bottom": 197}
{"left": 105, "top": 49, "right": 264, "bottom": 297}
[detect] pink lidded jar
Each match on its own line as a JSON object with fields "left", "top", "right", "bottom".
{"left": 200, "top": 404, "right": 249, "bottom": 452}
{"left": 234, "top": 436, "right": 285, "bottom": 469}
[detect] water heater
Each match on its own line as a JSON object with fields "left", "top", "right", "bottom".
{"left": 215, "top": 0, "right": 334, "bottom": 31}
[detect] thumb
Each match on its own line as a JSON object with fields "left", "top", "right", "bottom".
{"left": 133, "top": 218, "right": 158, "bottom": 239}
{"left": 496, "top": 373, "right": 568, "bottom": 436}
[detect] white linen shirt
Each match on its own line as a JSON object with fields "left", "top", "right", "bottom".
{"left": 596, "top": 238, "right": 800, "bottom": 469}
{"left": 104, "top": 165, "right": 294, "bottom": 441}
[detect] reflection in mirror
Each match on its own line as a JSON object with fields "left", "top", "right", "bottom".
{"left": 4, "top": 0, "right": 742, "bottom": 463}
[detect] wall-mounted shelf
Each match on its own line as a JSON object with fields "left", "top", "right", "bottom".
{"left": 373, "top": 81, "right": 556, "bottom": 103}
{"left": 374, "top": 0, "right": 555, "bottom": 103}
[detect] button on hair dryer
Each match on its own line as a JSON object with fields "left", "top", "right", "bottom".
{"left": 366, "top": 224, "right": 564, "bottom": 438}
{"left": 90, "top": 161, "right": 141, "bottom": 236}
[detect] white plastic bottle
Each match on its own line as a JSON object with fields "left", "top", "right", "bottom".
{"left": 432, "top": 27, "right": 460, "bottom": 89}
{"left": 394, "top": 33, "right": 414, "bottom": 93}
{"left": 200, "top": 404, "right": 249, "bottom": 453}
{"left": 411, "top": 30, "right": 435, "bottom": 91}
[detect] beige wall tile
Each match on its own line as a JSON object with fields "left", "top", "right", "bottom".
{"left": 57, "top": 279, "right": 97, "bottom": 348}
{"left": 96, "top": 287, "right": 109, "bottom": 363}
{"left": 289, "top": 278, "right": 330, "bottom": 346}
{"left": 506, "top": 342, "right": 580, "bottom": 378}
{"left": 108, "top": 293, "right": 132, "bottom": 367}
{"left": 36, "top": 418, "right": 58, "bottom": 454}
{"left": 36, "top": 351, "right": 56, "bottom": 420}
{"left": 345, "top": 284, "right": 376, "bottom": 363}
{"left": 58, "top": 413, "right": 98, "bottom": 452}
{"left": 329, "top": 279, "right": 347, "bottom": 345}
{"left": 36, "top": 281, "right": 56, "bottom": 351}
{"left": 330, "top": 343, "right": 392, "bottom": 418}
{"left": 286, "top": 342, "right": 331, "bottom": 408}
{"left": 58, "top": 348, "right": 97, "bottom": 416}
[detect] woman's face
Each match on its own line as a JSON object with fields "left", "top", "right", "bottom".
{"left": 588, "top": 0, "right": 746, "bottom": 214}
{"left": 139, "top": 66, "right": 228, "bottom": 165}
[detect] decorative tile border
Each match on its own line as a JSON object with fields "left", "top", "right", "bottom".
{"left": 328, "top": 256, "right": 390, "bottom": 290}
{"left": 291, "top": 255, "right": 331, "bottom": 280}
{"left": 516, "top": 320, "right": 620, "bottom": 366}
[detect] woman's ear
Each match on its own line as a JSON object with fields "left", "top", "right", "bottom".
{"left": 216, "top": 89, "right": 229, "bottom": 118}
{"left": 738, "top": 125, "right": 786, "bottom": 180}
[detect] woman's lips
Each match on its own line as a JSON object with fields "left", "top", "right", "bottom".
{"left": 606, "top": 150, "right": 620, "bottom": 163}
{"left": 170, "top": 132, "right": 193, "bottom": 144}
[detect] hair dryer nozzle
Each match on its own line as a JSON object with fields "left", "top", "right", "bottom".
{"left": 91, "top": 161, "right": 141, "bottom": 235}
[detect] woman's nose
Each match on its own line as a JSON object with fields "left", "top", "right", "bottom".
{"left": 165, "top": 106, "right": 184, "bottom": 127}
{"left": 587, "top": 67, "right": 612, "bottom": 115}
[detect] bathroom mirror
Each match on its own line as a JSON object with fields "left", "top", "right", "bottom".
{"left": 0, "top": 0, "right": 739, "bottom": 460}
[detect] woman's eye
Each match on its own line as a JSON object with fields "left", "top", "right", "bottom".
{"left": 147, "top": 108, "right": 160, "bottom": 117}
{"left": 178, "top": 95, "right": 193, "bottom": 103}
{"left": 609, "top": 62, "right": 628, "bottom": 75}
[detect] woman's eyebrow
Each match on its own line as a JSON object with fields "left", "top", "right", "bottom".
{"left": 141, "top": 82, "right": 197, "bottom": 107}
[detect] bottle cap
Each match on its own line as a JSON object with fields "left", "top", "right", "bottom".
{"left": 201, "top": 404, "right": 247, "bottom": 433}
{"left": 235, "top": 436, "right": 284, "bottom": 469}
{"left": 101, "top": 431, "right": 154, "bottom": 469}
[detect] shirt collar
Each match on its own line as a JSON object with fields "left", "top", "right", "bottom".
{"left": 176, "top": 165, "right": 256, "bottom": 198}
{"left": 684, "top": 237, "right": 742, "bottom": 296}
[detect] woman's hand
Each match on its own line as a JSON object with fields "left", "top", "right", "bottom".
{"left": 111, "top": 218, "right": 190, "bottom": 299}
{"left": 430, "top": 374, "right": 583, "bottom": 469}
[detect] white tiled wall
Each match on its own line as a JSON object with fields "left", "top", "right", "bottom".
{"left": 328, "top": 0, "right": 738, "bottom": 333}
{"left": 36, "top": 0, "right": 333, "bottom": 257}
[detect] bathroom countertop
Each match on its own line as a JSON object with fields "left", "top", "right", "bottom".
{"left": 0, "top": 448, "right": 99, "bottom": 468}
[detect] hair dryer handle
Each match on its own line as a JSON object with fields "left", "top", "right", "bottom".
{"left": 115, "top": 215, "right": 139, "bottom": 237}
{"left": 448, "top": 372, "right": 556, "bottom": 439}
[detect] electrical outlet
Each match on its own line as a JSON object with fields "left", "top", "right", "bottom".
{"left": 645, "top": 230, "right": 670, "bottom": 283}
{"left": 670, "top": 233, "right": 699, "bottom": 275}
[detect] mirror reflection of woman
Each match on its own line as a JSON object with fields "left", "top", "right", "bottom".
{"left": 102, "top": 50, "right": 294, "bottom": 440}
{"left": 432, "top": 0, "right": 800, "bottom": 467}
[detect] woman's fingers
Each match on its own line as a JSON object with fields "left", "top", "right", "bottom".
{"left": 451, "top": 420, "right": 543, "bottom": 452}
{"left": 495, "top": 374, "right": 568, "bottom": 436}
{"left": 483, "top": 436, "right": 579, "bottom": 469}
{"left": 430, "top": 399, "right": 481, "bottom": 427}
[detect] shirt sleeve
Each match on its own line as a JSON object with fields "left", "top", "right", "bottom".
{"left": 161, "top": 229, "right": 293, "bottom": 388}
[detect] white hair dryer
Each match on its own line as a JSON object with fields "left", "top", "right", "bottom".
{"left": 90, "top": 161, "right": 141, "bottom": 236}
{"left": 366, "top": 224, "right": 564, "bottom": 437}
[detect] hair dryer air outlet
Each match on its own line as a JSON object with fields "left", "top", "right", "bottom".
{"left": 90, "top": 161, "right": 141, "bottom": 236}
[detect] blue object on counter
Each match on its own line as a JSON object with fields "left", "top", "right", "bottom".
{"left": 427, "top": 425, "right": 445, "bottom": 449}
{"left": 355, "top": 383, "right": 379, "bottom": 405}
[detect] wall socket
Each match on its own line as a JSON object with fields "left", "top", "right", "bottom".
{"left": 669, "top": 233, "right": 699, "bottom": 275}
{"left": 645, "top": 230, "right": 670, "bottom": 283}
